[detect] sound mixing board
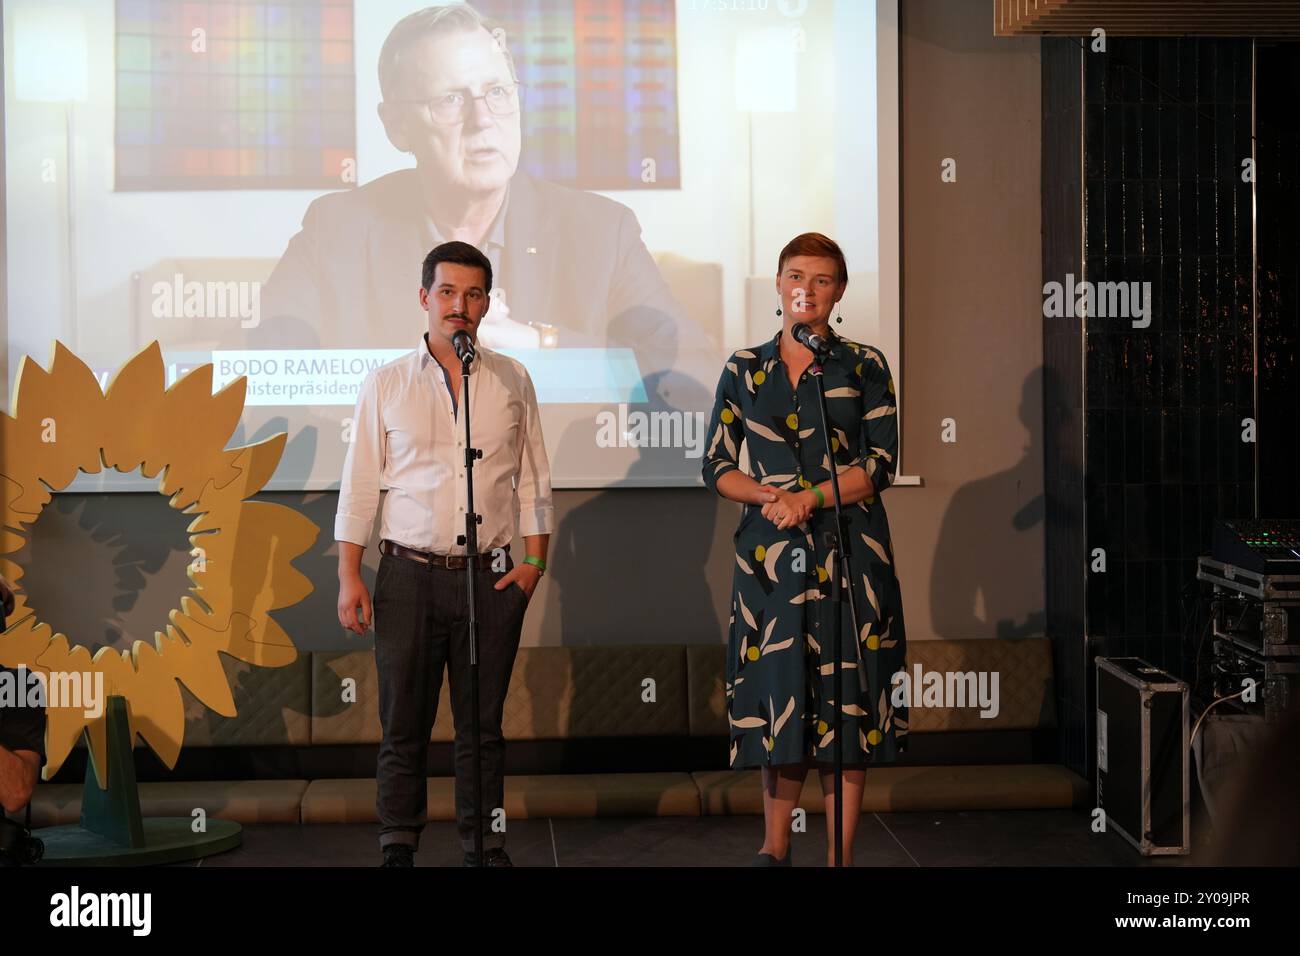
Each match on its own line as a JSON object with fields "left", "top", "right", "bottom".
{"left": 1211, "top": 519, "right": 1300, "bottom": 575}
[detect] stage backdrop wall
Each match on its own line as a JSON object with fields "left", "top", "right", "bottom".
{"left": 12, "top": 1, "right": 1047, "bottom": 701}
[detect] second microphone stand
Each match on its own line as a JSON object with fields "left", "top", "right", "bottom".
{"left": 806, "top": 347, "right": 869, "bottom": 869}
{"left": 455, "top": 347, "right": 487, "bottom": 866}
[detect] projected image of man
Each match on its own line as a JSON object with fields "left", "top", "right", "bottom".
{"left": 259, "top": 3, "right": 701, "bottom": 363}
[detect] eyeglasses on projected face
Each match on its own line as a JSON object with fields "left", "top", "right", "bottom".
{"left": 391, "top": 83, "right": 524, "bottom": 125}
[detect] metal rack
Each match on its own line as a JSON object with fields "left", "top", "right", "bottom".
{"left": 1196, "top": 556, "right": 1300, "bottom": 722}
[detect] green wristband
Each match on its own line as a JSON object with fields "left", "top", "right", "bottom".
{"left": 523, "top": 555, "right": 547, "bottom": 573}
{"left": 811, "top": 486, "right": 825, "bottom": 508}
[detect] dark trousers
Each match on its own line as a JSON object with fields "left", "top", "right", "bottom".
{"left": 372, "top": 551, "right": 528, "bottom": 852}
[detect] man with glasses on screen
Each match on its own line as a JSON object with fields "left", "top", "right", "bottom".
{"left": 258, "top": 3, "right": 699, "bottom": 361}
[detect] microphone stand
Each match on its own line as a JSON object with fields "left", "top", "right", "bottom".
{"left": 805, "top": 344, "right": 868, "bottom": 870}
{"left": 455, "top": 347, "right": 486, "bottom": 866}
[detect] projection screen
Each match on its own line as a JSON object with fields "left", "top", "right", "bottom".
{"left": 2, "top": 0, "right": 901, "bottom": 490}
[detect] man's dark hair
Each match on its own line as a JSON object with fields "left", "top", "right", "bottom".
{"left": 422, "top": 241, "right": 493, "bottom": 294}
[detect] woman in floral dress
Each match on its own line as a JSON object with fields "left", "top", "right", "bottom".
{"left": 702, "top": 233, "right": 908, "bottom": 866}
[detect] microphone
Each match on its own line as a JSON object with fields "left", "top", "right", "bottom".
{"left": 790, "top": 322, "right": 833, "bottom": 357}
{"left": 452, "top": 329, "right": 476, "bottom": 365}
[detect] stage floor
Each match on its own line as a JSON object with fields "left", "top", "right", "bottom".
{"left": 177, "top": 807, "right": 1217, "bottom": 867}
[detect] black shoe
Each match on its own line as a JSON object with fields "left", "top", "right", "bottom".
{"left": 751, "top": 849, "right": 792, "bottom": 866}
{"left": 463, "top": 847, "right": 513, "bottom": 867}
{"left": 381, "top": 844, "right": 414, "bottom": 867}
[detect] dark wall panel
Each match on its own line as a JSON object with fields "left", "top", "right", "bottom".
{"left": 1044, "top": 37, "right": 1300, "bottom": 781}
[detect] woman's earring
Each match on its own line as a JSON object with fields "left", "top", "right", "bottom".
{"left": 835, "top": 313, "right": 843, "bottom": 324}
{"left": 776, "top": 307, "right": 782, "bottom": 317}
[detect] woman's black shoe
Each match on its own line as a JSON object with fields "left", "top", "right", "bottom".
{"left": 463, "top": 847, "right": 513, "bottom": 867}
{"left": 381, "top": 845, "right": 414, "bottom": 867}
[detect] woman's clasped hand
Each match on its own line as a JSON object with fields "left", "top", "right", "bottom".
{"left": 760, "top": 486, "right": 815, "bottom": 530}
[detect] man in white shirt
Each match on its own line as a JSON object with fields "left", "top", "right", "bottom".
{"left": 335, "top": 240, "right": 552, "bottom": 867}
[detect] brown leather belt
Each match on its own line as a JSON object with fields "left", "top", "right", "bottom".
{"left": 379, "top": 539, "right": 499, "bottom": 570}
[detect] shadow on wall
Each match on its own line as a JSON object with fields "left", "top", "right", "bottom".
{"left": 524, "top": 330, "right": 722, "bottom": 797}
{"left": 929, "top": 368, "right": 1053, "bottom": 640}
{"left": 233, "top": 414, "right": 361, "bottom": 658}
{"left": 543, "top": 309, "right": 721, "bottom": 652}
{"left": 545, "top": 372, "right": 720, "bottom": 646}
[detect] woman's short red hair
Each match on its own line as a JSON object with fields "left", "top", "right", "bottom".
{"left": 777, "top": 232, "right": 848, "bottom": 286}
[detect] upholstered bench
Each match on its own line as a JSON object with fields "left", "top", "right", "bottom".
{"left": 29, "top": 638, "right": 1089, "bottom": 827}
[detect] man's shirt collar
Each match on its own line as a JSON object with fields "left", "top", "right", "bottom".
{"left": 420, "top": 331, "right": 482, "bottom": 373}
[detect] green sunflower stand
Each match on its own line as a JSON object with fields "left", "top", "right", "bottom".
{"left": 34, "top": 696, "right": 242, "bottom": 866}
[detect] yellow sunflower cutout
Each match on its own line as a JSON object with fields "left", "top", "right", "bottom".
{"left": 0, "top": 341, "right": 317, "bottom": 783}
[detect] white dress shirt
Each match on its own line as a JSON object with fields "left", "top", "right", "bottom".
{"left": 335, "top": 336, "right": 553, "bottom": 553}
